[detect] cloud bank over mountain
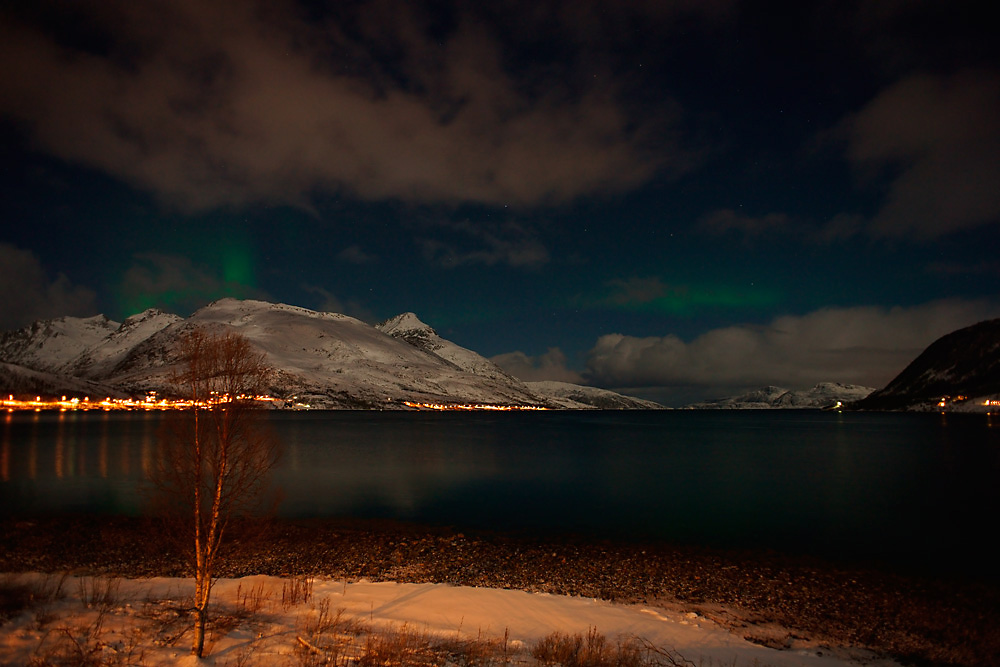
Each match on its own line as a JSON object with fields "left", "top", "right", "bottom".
{"left": 495, "top": 299, "right": 1000, "bottom": 403}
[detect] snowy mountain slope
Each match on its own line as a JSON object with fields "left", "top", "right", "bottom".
{"left": 0, "top": 315, "right": 119, "bottom": 372}
{"left": 376, "top": 313, "right": 523, "bottom": 382}
{"left": 526, "top": 381, "right": 664, "bottom": 409}
{"left": 1, "top": 299, "right": 663, "bottom": 409}
{"left": 855, "top": 318, "right": 1000, "bottom": 411}
{"left": 91, "top": 299, "right": 549, "bottom": 408}
{"left": 62, "top": 309, "right": 183, "bottom": 378}
{"left": 685, "top": 383, "right": 874, "bottom": 409}
{"left": 0, "top": 362, "right": 124, "bottom": 398}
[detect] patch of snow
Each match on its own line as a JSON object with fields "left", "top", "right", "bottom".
{"left": 687, "top": 383, "right": 875, "bottom": 409}
{"left": 63, "top": 309, "right": 182, "bottom": 378}
{"left": 0, "top": 315, "right": 119, "bottom": 371}
{"left": 527, "top": 381, "right": 664, "bottom": 409}
{"left": 0, "top": 574, "right": 894, "bottom": 667}
{"left": 377, "top": 312, "right": 525, "bottom": 384}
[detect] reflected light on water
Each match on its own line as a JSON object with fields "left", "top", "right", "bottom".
{"left": 140, "top": 415, "right": 152, "bottom": 478}
{"left": 1, "top": 413, "right": 9, "bottom": 482}
{"left": 28, "top": 414, "right": 37, "bottom": 480}
{"left": 55, "top": 413, "right": 64, "bottom": 479}
{"left": 99, "top": 427, "right": 108, "bottom": 478}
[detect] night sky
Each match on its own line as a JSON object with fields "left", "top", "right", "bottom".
{"left": 1, "top": 0, "right": 998, "bottom": 405}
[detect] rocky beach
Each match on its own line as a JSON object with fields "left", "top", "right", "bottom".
{"left": 3, "top": 515, "right": 998, "bottom": 666}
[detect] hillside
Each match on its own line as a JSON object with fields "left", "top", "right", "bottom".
{"left": 854, "top": 318, "right": 1000, "bottom": 411}
{"left": 525, "top": 381, "right": 664, "bottom": 409}
{"left": 0, "top": 299, "right": 666, "bottom": 409}
{"left": 685, "top": 383, "right": 875, "bottom": 410}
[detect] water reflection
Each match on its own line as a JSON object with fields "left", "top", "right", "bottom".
{"left": 29, "top": 413, "right": 38, "bottom": 480}
{"left": 139, "top": 413, "right": 152, "bottom": 478}
{"left": 1, "top": 411, "right": 999, "bottom": 578}
{"left": 1, "top": 413, "right": 9, "bottom": 481}
{"left": 55, "top": 412, "right": 64, "bottom": 478}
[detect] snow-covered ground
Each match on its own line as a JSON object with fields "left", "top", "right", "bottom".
{"left": 525, "top": 381, "right": 664, "bottom": 409}
{"left": 1, "top": 574, "right": 896, "bottom": 666}
{"left": 685, "top": 383, "right": 875, "bottom": 410}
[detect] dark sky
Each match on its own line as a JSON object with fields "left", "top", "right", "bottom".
{"left": 1, "top": 0, "right": 998, "bottom": 405}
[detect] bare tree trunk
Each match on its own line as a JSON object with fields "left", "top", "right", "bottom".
{"left": 193, "top": 572, "right": 210, "bottom": 657}
{"left": 192, "top": 405, "right": 206, "bottom": 657}
{"left": 145, "top": 329, "right": 280, "bottom": 660}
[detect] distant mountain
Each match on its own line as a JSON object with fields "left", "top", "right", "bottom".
{"left": 685, "top": 382, "right": 875, "bottom": 410}
{"left": 0, "top": 362, "right": 124, "bottom": 399}
{"left": 117, "top": 299, "right": 553, "bottom": 408}
{"left": 0, "top": 314, "right": 119, "bottom": 372}
{"left": 61, "top": 309, "right": 183, "bottom": 379}
{"left": 854, "top": 318, "right": 1000, "bottom": 411}
{"left": 376, "top": 312, "right": 519, "bottom": 383}
{"left": 0, "top": 299, "right": 654, "bottom": 410}
{"left": 525, "top": 381, "right": 664, "bottom": 409}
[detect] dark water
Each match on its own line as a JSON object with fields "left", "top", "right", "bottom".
{"left": 3, "top": 410, "right": 999, "bottom": 576}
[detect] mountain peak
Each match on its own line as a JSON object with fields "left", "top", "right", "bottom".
{"left": 121, "top": 308, "right": 172, "bottom": 326}
{"left": 377, "top": 312, "right": 435, "bottom": 336}
{"left": 0, "top": 314, "right": 120, "bottom": 372}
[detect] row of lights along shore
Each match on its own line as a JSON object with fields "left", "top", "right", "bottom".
{"left": 3, "top": 394, "right": 547, "bottom": 412}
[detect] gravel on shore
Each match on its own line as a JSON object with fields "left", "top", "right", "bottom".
{"left": 3, "top": 515, "right": 999, "bottom": 666}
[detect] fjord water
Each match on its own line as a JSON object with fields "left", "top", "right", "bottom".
{"left": 3, "top": 410, "right": 998, "bottom": 577}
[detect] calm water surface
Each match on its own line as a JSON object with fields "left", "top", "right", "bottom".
{"left": 3, "top": 410, "right": 999, "bottom": 576}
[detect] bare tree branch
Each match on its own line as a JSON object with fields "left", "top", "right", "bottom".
{"left": 146, "top": 328, "right": 281, "bottom": 658}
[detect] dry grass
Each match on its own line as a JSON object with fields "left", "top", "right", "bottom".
{"left": 0, "top": 573, "right": 70, "bottom": 629}
{"left": 28, "top": 607, "right": 146, "bottom": 667}
{"left": 282, "top": 576, "right": 314, "bottom": 608}
{"left": 236, "top": 579, "right": 272, "bottom": 614}
{"left": 3, "top": 575, "right": 770, "bottom": 667}
{"left": 77, "top": 577, "right": 123, "bottom": 610}
{"left": 0, "top": 573, "right": 38, "bottom": 623}
{"left": 531, "top": 627, "right": 698, "bottom": 667}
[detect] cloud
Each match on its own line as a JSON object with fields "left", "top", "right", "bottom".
{"left": 585, "top": 299, "right": 1000, "bottom": 395}
{"left": 841, "top": 70, "right": 1000, "bottom": 238}
{"left": 0, "top": 1, "right": 686, "bottom": 212}
{"left": 0, "top": 243, "right": 98, "bottom": 330}
{"left": 491, "top": 347, "right": 584, "bottom": 383}
{"left": 118, "top": 253, "right": 267, "bottom": 317}
{"left": 420, "top": 220, "right": 549, "bottom": 268}
{"left": 698, "top": 208, "right": 791, "bottom": 236}
{"left": 336, "top": 245, "right": 377, "bottom": 265}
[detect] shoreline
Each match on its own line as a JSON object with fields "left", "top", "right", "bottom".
{"left": 3, "top": 515, "right": 999, "bottom": 666}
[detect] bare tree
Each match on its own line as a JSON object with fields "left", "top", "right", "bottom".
{"left": 148, "top": 328, "right": 281, "bottom": 658}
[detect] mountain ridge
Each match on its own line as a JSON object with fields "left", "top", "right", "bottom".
{"left": 684, "top": 382, "right": 875, "bottom": 410}
{"left": 854, "top": 318, "right": 1000, "bottom": 411}
{"left": 0, "top": 299, "right": 657, "bottom": 410}
{"left": 8, "top": 301, "right": 995, "bottom": 411}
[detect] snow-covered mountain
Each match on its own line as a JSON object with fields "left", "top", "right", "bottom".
{"left": 685, "top": 383, "right": 875, "bottom": 409}
{"left": 855, "top": 318, "right": 1000, "bottom": 411}
{"left": 63, "top": 309, "right": 183, "bottom": 379}
{"left": 0, "top": 315, "right": 119, "bottom": 372}
{"left": 0, "top": 362, "right": 125, "bottom": 399}
{"left": 376, "top": 312, "right": 519, "bottom": 383}
{"left": 116, "top": 299, "right": 560, "bottom": 408}
{"left": 0, "top": 299, "right": 566, "bottom": 409}
{"left": 374, "top": 314, "right": 664, "bottom": 409}
{"left": 525, "top": 381, "right": 664, "bottom": 409}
